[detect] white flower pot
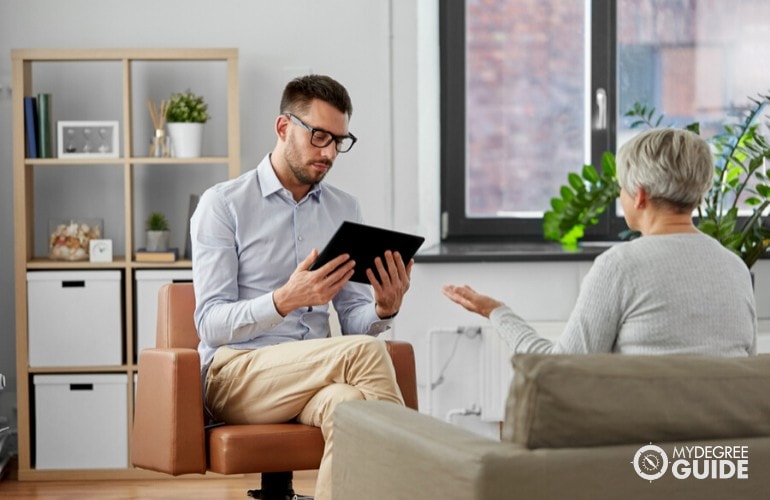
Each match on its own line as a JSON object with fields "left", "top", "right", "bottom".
{"left": 167, "top": 122, "right": 203, "bottom": 158}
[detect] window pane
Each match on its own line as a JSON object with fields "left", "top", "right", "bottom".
{"left": 617, "top": 0, "right": 770, "bottom": 212}
{"left": 466, "top": 0, "right": 587, "bottom": 218}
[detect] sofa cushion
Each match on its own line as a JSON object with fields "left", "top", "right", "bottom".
{"left": 505, "top": 353, "right": 770, "bottom": 449}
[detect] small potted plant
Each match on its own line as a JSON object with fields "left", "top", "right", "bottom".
{"left": 145, "top": 211, "right": 170, "bottom": 252}
{"left": 166, "top": 89, "right": 210, "bottom": 158}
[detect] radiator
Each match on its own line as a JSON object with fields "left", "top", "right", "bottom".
{"left": 478, "top": 326, "right": 513, "bottom": 422}
{"left": 478, "top": 322, "right": 565, "bottom": 422}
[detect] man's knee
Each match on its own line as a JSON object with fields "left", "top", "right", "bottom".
{"left": 344, "top": 335, "right": 388, "bottom": 358}
{"left": 329, "top": 383, "right": 365, "bottom": 404}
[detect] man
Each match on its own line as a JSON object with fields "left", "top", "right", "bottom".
{"left": 190, "top": 74, "right": 412, "bottom": 500}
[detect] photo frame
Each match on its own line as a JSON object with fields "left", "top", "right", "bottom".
{"left": 57, "top": 120, "right": 120, "bottom": 158}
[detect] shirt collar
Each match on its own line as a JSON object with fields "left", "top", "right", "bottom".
{"left": 257, "top": 154, "right": 322, "bottom": 201}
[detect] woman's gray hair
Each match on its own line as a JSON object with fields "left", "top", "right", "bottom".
{"left": 616, "top": 128, "right": 714, "bottom": 211}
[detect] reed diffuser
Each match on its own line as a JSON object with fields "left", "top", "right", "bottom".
{"left": 147, "top": 99, "right": 170, "bottom": 157}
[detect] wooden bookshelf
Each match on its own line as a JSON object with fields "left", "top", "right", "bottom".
{"left": 12, "top": 48, "right": 239, "bottom": 480}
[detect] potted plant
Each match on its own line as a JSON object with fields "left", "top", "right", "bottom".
{"left": 544, "top": 91, "right": 770, "bottom": 270}
{"left": 145, "top": 211, "right": 170, "bottom": 252}
{"left": 165, "top": 89, "right": 209, "bottom": 158}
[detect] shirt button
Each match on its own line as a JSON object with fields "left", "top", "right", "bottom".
{"left": 298, "top": 236, "right": 304, "bottom": 241}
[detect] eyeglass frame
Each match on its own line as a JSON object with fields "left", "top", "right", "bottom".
{"left": 284, "top": 113, "right": 358, "bottom": 153}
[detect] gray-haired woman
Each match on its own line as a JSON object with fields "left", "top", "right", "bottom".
{"left": 443, "top": 128, "right": 756, "bottom": 356}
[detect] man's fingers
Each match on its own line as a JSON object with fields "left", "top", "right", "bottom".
{"left": 297, "top": 248, "right": 319, "bottom": 271}
{"left": 318, "top": 253, "right": 352, "bottom": 275}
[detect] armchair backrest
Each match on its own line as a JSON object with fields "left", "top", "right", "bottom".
{"left": 156, "top": 282, "right": 198, "bottom": 349}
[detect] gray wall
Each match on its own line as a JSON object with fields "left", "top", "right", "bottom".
{"left": 0, "top": 0, "right": 438, "bottom": 427}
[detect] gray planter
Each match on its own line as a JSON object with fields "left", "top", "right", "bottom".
{"left": 146, "top": 230, "right": 170, "bottom": 251}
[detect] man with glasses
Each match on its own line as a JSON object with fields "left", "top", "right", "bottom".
{"left": 190, "top": 75, "right": 412, "bottom": 500}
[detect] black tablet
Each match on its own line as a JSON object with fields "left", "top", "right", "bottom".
{"left": 310, "top": 221, "right": 425, "bottom": 284}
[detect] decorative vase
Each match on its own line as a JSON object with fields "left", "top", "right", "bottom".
{"left": 146, "top": 230, "right": 170, "bottom": 252}
{"left": 167, "top": 122, "right": 203, "bottom": 158}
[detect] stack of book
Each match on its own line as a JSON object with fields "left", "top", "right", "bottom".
{"left": 135, "top": 248, "right": 178, "bottom": 262}
{"left": 24, "top": 93, "right": 52, "bottom": 158}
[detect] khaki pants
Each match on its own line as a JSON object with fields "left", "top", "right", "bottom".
{"left": 206, "top": 335, "right": 405, "bottom": 500}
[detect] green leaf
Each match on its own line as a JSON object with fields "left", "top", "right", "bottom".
{"left": 550, "top": 197, "right": 565, "bottom": 211}
{"left": 568, "top": 173, "right": 585, "bottom": 191}
{"left": 757, "top": 184, "right": 770, "bottom": 198}
{"left": 685, "top": 122, "right": 700, "bottom": 134}
{"left": 582, "top": 164, "right": 599, "bottom": 183}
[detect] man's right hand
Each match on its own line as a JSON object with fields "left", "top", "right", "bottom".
{"left": 273, "top": 248, "right": 355, "bottom": 316}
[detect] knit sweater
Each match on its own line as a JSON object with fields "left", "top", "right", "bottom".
{"left": 489, "top": 233, "right": 757, "bottom": 356}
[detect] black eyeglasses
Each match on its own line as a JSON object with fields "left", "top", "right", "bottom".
{"left": 285, "top": 113, "right": 357, "bottom": 153}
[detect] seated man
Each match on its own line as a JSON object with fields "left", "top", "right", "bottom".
{"left": 190, "top": 74, "right": 413, "bottom": 500}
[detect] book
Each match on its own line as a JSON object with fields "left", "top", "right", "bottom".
{"left": 24, "top": 96, "right": 38, "bottom": 158}
{"left": 37, "top": 93, "right": 52, "bottom": 158}
{"left": 184, "top": 193, "right": 200, "bottom": 260}
{"left": 135, "top": 247, "right": 179, "bottom": 262}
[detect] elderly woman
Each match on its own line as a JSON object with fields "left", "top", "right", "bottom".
{"left": 443, "top": 128, "right": 756, "bottom": 356}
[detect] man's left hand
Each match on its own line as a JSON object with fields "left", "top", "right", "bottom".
{"left": 367, "top": 250, "right": 413, "bottom": 319}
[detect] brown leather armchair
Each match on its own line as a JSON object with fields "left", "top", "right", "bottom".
{"left": 131, "top": 282, "right": 418, "bottom": 498}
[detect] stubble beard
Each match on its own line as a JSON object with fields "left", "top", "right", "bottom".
{"left": 285, "top": 134, "right": 332, "bottom": 186}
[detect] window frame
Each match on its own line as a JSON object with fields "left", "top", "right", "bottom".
{"left": 440, "top": 0, "right": 625, "bottom": 242}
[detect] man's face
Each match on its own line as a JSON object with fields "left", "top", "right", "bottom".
{"left": 282, "top": 99, "right": 349, "bottom": 186}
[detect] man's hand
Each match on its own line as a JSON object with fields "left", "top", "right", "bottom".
{"left": 367, "top": 250, "right": 413, "bottom": 319}
{"left": 441, "top": 284, "right": 503, "bottom": 318}
{"left": 273, "top": 249, "right": 355, "bottom": 316}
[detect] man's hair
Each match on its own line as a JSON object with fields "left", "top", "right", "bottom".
{"left": 280, "top": 74, "right": 353, "bottom": 118}
{"left": 616, "top": 127, "right": 714, "bottom": 212}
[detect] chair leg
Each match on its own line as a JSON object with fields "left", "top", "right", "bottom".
{"left": 246, "top": 471, "right": 313, "bottom": 500}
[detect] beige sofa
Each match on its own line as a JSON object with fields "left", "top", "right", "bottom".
{"left": 333, "top": 353, "right": 770, "bottom": 499}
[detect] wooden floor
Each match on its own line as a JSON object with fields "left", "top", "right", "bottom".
{"left": 0, "top": 464, "right": 318, "bottom": 499}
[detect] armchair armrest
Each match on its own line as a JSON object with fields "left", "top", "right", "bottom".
{"left": 131, "top": 348, "right": 207, "bottom": 475}
{"left": 384, "top": 340, "right": 418, "bottom": 410}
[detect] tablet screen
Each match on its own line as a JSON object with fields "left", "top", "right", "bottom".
{"left": 309, "top": 221, "right": 425, "bottom": 283}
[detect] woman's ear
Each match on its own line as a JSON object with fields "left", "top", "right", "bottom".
{"left": 634, "top": 186, "right": 649, "bottom": 209}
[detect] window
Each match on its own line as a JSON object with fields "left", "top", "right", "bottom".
{"left": 441, "top": 0, "right": 770, "bottom": 241}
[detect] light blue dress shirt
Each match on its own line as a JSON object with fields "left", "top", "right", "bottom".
{"left": 191, "top": 154, "right": 392, "bottom": 376}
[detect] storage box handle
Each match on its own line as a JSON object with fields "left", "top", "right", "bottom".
{"left": 172, "top": 279, "right": 192, "bottom": 283}
{"left": 69, "top": 383, "right": 93, "bottom": 391}
{"left": 62, "top": 280, "right": 85, "bottom": 288}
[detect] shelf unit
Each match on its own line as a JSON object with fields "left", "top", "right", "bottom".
{"left": 12, "top": 48, "right": 240, "bottom": 480}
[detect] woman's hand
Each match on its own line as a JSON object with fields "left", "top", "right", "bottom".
{"left": 442, "top": 284, "right": 504, "bottom": 318}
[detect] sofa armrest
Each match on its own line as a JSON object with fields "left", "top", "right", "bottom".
{"left": 131, "top": 348, "right": 207, "bottom": 475}
{"left": 333, "top": 400, "right": 527, "bottom": 499}
{"left": 334, "top": 401, "right": 770, "bottom": 500}
{"left": 384, "top": 340, "right": 418, "bottom": 410}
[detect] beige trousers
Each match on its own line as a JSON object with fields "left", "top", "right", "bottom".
{"left": 205, "top": 335, "right": 405, "bottom": 500}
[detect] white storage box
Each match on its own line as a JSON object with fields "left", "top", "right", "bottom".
{"left": 135, "top": 269, "right": 192, "bottom": 357}
{"left": 34, "top": 374, "right": 128, "bottom": 469}
{"left": 27, "top": 271, "right": 122, "bottom": 367}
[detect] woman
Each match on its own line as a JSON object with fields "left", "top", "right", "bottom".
{"left": 443, "top": 128, "right": 756, "bottom": 356}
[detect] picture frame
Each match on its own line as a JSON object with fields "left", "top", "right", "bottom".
{"left": 57, "top": 120, "right": 120, "bottom": 158}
